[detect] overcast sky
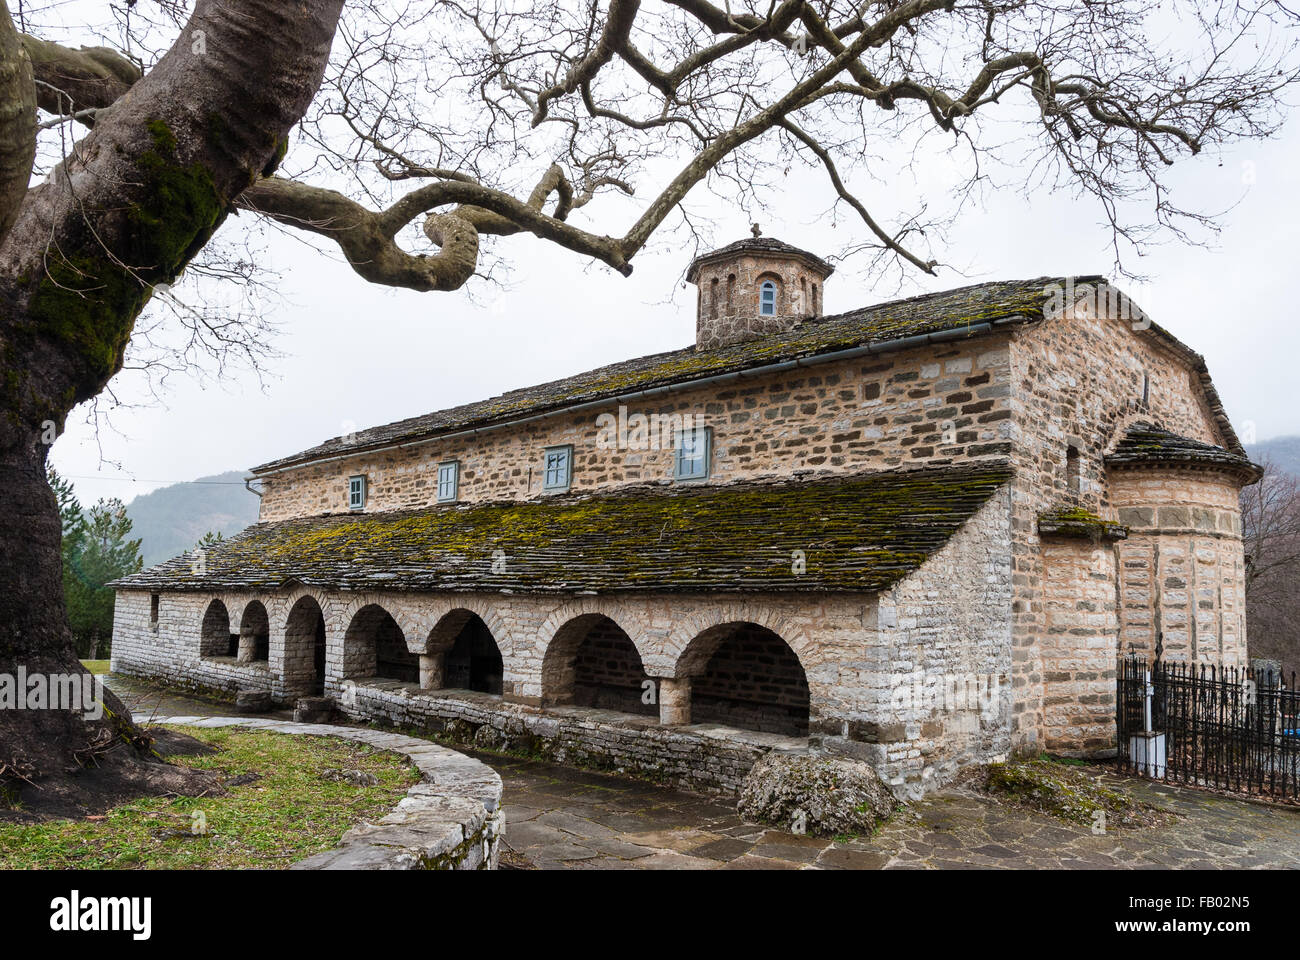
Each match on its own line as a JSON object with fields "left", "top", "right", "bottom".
{"left": 44, "top": 10, "right": 1300, "bottom": 510}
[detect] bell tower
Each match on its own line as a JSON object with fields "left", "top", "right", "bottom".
{"left": 685, "top": 229, "right": 833, "bottom": 350}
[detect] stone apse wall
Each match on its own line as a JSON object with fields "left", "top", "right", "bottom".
{"left": 1111, "top": 469, "right": 1249, "bottom": 666}
{"left": 112, "top": 494, "right": 1016, "bottom": 798}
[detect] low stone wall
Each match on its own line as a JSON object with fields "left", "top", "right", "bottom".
{"left": 340, "top": 679, "right": 802, "bottom": 796}
{"left": 153, "top": 715, "right": 503, "bottom": 870}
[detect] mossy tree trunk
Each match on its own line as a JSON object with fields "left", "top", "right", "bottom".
{"left": 0, "top": 0, "right": 343, "bottom": 810}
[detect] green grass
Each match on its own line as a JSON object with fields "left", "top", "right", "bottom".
{"left": 80, "top": 660, "right": 110, "bottom": 675}
{"left": 0, "top": 726, "right": 419, "bottom": 869}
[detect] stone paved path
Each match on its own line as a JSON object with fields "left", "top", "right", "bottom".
{"left": 107, "top": 675, "right": 1300, "bottom": 869}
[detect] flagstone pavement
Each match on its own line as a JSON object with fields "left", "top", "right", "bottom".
{"left": 105, "top": 674, "right": 1300, "bottom": 870}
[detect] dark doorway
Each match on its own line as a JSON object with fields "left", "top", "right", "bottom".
{"left": 444, "top": 615, "right": 503, "bottom": 694}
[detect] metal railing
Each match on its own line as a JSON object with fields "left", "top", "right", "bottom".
{"left": 1117, "top": 655, "right": 1300, "bottom": 800}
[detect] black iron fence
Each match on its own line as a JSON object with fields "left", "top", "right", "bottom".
{"left": 1116, "top": 656, "right": 1300, "bottom": 800}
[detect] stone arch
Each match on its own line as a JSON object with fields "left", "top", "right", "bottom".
{"left": 238, "top": 600, "right": 270, "bottom": 663}
{"left": 426, "top": 608, "right": 505, "bottom": 695}
{"left": 199, "top": 598, "right": 235, "bottom": 658}
{"left": 343, "top": 603, "right": 419, "bottom": 683}
{"left": 675, "top": 620, "right": 810, "bottom": 736}
{"left": 663, "top": 607, "right": 812, "bottom": 676}
{"left": 541, "top": 613, "right": 654, "bottom": 716}
{"left": 412, "top": 598, "right": 515, "bottom": 657}
{"left": 282, "top": 594, "right": 328, "bottom": 698}
{"left": 534, "top": 598, "right": 656, "bottom": 668}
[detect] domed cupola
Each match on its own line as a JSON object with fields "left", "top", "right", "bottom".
{"left": 685, "top": 226, "right": 833, "bottom": 350}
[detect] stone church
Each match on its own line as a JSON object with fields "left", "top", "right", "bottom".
{"left": 111, "top": 235, "right": 1260, "bottom": 798}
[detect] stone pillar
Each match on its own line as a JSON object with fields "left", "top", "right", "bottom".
{"left": 237, "top": 627, "right": 257, "bottom": 663}
{"left": 419, "top": 654, "right": 444, "bottom": 690}
{"left": 659, "top": 677, "right": 692, "bottom": 726}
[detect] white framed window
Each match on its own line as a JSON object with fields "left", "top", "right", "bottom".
{"left": 759, "top": 280, "right": 777, "bottom": 316}
{"left": 675, "top": 426, "right": 712, "bottom": 481}
{"left": 542, "top": 445, "right": 573, "bottom": 492}
{"left": 348, "top": 475, "right": 367, "bottom": 510}
{"left": 437, "top": 460, "right": 460, "bottom": 503}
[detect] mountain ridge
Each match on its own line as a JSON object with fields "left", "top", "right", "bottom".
{"left": 124, "top": 470, "right": 261, "bottom": 567}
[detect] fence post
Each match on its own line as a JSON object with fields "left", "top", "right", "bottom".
{"left": 1130, "top": 663, "right": 1167, "bottom": 779}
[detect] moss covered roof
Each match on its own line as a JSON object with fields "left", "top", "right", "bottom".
{"left": 115, "top": 464, "right": 1012, "bottom": 595}
{"left": 1037, "top": 506, "right": 1129, "bottom": 542}
{"left": 253, "top": 276, "right": 1099, "bottom": 474}
{"left": 1106, "top": 422, "right": 1262, "bottom": 481}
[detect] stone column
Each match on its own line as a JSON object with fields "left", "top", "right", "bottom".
{"left": 237, "top": 627, "right": 257, "bottom": 663}
{"left": 659, "top": 677, "right": 692, "bottom": 726}
{"left": 419, "top": 654, "right": 444, "bottom": 691}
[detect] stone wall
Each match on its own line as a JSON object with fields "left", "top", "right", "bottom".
{"left": 1007, "top": 298, "right": 1240, "bottom": 753}
{"left": 255, "top": 336, "right": 1016, "bottom": 521}
{"left": 808, "top": 490, "right": 1015, "bottom": 796}
{"left": 1038, "top": 536, "right": 1119, "bottom": 754}
{"left": 691, "top": 250, "right": 827, "bottom": 349}
{"left": 112, "top": 494, "right": 1017, "bottom": 798}
{"left": 1111, "top": 468, "right": 1249, "bottom": 665}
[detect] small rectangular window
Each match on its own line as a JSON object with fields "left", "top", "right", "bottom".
{"left": 675, "top": 426, "right": 712, "bottom": 481}
{"left": 150, "top": 593, "right": 160, "bottom": 630}
{"left": 542, "top": 445, "right": 573, "bottom": 492}
{"left": 348, "top": 475, "right": 367, "bottom": 510}
{"left": 437, "top": 460, "right": 460, "bottom": 503}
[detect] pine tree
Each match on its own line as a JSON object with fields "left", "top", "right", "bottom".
{"left": 66, "top": 499, "right": 143, "bottom": 660}
{"left": 194, "top": 530, "right": 225, "bottom": 551}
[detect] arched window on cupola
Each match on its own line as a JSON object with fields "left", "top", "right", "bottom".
{"left": 760, "top": 280, "right": 777, "bottom": 316}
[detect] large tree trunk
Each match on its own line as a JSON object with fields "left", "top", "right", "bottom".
{"left": 0, "top": 0, "right": 343, "bottom": 817}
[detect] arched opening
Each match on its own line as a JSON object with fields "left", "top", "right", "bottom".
{"left": 200, "top": 599, "right": 234, "bottom": 659}
{"left": 678, "top": 622, "right": 809, "bottom": 736}
{"left": 1066, "top": 445, "right": 1081, "bottom": 500}
{"left": 759, "top": 278, "right": 777, "bottom": 316}
{"left": 542, "top": 614, "right": 654, "bottom": 716}
{"left": 725, "top": 273, "right": 735, "bottom": 315}
{"left": 283, "top": 595, "right": 327, "bottom": 697}
{"left": 344, "top": 604, "right": 418, "bottom": 683}
{"left": 430, "top": 611, "right": 504, "bottom": 695}
{"left": 239, "top": 600, "right": 270, "bottom": 663}
{"left": 709, "top": 276, "right": 719, "bottom": 319}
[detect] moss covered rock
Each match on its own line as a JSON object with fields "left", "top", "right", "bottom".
{"left": 737, "top": 752, "right": 896, "bottom": 838}
{"left": 985, "top": 756, "right": 1165, "bottom": 828}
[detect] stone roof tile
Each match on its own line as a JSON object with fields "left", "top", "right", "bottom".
{"left": 115, "top": 464, "right": 1013, "bottom": 595}
{"left": 1106, "top": 422, "right": 1262, "bottom": 481}
{"left": 685, "top": 236, "right": 834, "bottom": 281}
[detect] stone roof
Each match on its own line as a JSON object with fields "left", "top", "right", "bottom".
{"left": 114, "top": 464, "right": 1012, "bottom": 595}
{"left": 685, "top": 236, "right": 834, "bottom": 282}
{"left": 254, "top": 276, "right": 1099, "bottom": 474}
{"left": 1105, "top": 422, "right": 1262, "bottom": 482}
{"left": 1037, "top": 506, "right": 1129, "bottom": 542}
